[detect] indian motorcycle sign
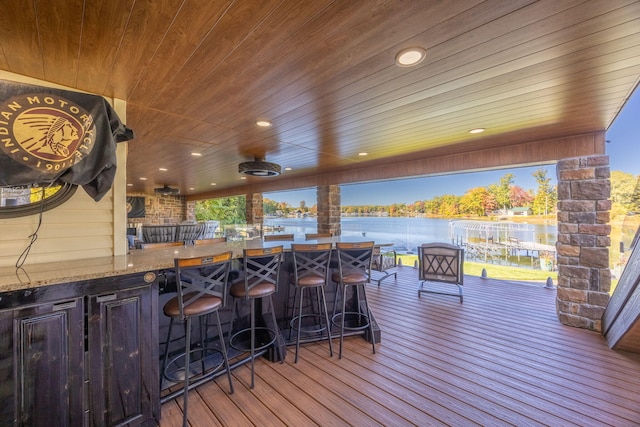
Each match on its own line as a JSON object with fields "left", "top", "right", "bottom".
{"left": 0, "top": 80, "right": 133, "bottom": 201}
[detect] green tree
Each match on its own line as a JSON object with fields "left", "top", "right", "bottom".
{"left": 488, "top": 173, "right": 514, "bottom": 211}
{"left": 610, "top": 171, "right": 638, "bottom": 214}
{"left": 531, "top": 168, "right": 555, "bottom": 215}
{"left": 195, "top": 196, "right": 246, "bottom": 225}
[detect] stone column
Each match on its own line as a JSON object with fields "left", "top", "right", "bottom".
{"left": 245, "top": 192, "right": 263, "bottom": 231}
{"left": 556, "top": 155, "right": 611, "bottom": 332}
{"left": 317, "top": 185, "right": 341, "bottom": 236}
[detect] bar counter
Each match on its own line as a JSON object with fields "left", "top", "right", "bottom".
{"left": 0, "top": 236, "right": 384, "bottom": 426}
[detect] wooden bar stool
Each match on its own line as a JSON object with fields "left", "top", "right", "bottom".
{"left": 160, "top": 251, "right": 234, "bottom": 427}
{"left": 289, "top": 243, "right": 334, "bottom": 362}
{"left": 229, "top": 246, "right": 285, "bottom": 388}
{"left": 331, "top": 241, "right": 376, "bottom": 359}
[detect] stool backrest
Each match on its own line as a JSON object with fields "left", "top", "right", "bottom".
{"left": 335, "top": 241, "right": 375, "bottom": 280}
{"left": 264, "top": 234, "right": 294, "bottom": 241}
{"left": 174, "top": 251, "right": 233, "bottom": 319}
{"left": 305, "top": 233, "right": 332, "bottom": 239}
{"left": 291, "top": 243, "right": 333, "bottom": 284}
{"left": 193, "top": 237, "right": 227, "bottom": 245}
{"left": 241, "top": 246, "right": 284, "bottom": 294}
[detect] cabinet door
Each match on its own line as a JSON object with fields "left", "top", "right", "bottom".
{"left": 87, "top": 285, "right": 158, "bottom": 427}
{"left": 0, "top": 298, "right": 84, "bottom": 427}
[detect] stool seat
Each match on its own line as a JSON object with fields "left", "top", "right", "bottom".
{"left": 163, "top": 294, "right": 223, "bottom": 317}
{"left": 331, "top": 270, "right": 368, "bottom": 285}
{"left": 230, "top": 280, "right": 275, "bottom": 298}
{"left": 294, "top": 273, "right": 326, "bottom": 287}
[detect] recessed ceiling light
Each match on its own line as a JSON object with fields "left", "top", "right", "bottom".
{"left": 395, "top": 47, "right": 426, "bottom": 67}
{"left": 210, "top": 182, "right": 216, "bottom": 186}
{"left": 358, "top": 152, "right": 368, "bottom": 156}
{"left": 191, "top": 152, "right": 202, "bottom": 157}
{"left": 285, "top": 167, "right": 292, "bottom": 171}
{"left": 240, "top": 176, "right": 247, "bottom": 180}
{"left": 189, "top": 187, "right": 194, "bottom": 191}
{"left": 127, "top": 183, "right": 133, "bottom": 187}
{"left": 468, "top": 128, "right": 486, "bottom": 134}
{"left": 140, "top": 177, "right": 147, "bottom": 181}
{"left": 159, "top": 167, "right": 167, "bottom": 171}
{"left": 256, "top": 120, "right": 272, "bottom": 127}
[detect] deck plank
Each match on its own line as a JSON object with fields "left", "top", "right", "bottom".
{"left": 161, "top": 266, "right": 640, "bottom": 426}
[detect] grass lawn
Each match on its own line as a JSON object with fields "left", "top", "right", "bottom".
{"left": 396, "top": 255, "right": 557, "bottom": 282}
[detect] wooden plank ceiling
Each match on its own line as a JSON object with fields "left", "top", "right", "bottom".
{"left": 0, "top": 0, "right": 639, "bottom": 199}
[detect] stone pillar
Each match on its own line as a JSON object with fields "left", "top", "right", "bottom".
{"left": 317, "top": 185, "right": 341, "bottom": 236}
{"left": 245, "top": 192, "right": 263, "bottom": 230}
{"left": 556, "top": 155, "right": 611, "bottom": 332}
{"left": 185, "top": 200, "right": 197, "bottom": 222}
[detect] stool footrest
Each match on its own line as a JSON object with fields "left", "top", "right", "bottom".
{"left": 331, "top": 311, "right": 371, "bottom": 331}
{"left": 290, "top": 313, "right": 329, "bottom": 334}
{"left": 230, "top": 326, "right": 278, "bottom": 353}
{"left": 163, "top": 347, "right": 225, "bottom": 384}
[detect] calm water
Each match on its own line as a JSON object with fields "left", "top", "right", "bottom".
{"left": 264, "top": 216, "right": 557, "bottom": 254}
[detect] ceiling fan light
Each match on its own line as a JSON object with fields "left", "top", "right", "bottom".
{"left": 238, "top": 159, "right": 281, "bottom": 177}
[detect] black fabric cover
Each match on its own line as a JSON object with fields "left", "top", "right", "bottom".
{"left": 0, "top": 79, "right": 134, "bottom": 201}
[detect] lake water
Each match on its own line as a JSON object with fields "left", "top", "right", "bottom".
{"left": 264, "top": 216, "right": 557, "bottom": 255}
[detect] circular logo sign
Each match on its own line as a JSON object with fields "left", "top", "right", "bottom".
{"left": 0, "top": 94, "right": 96, "bottom": 174}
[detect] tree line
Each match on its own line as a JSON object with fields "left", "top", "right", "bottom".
{"left": 195, "top": 169, "right": 640, "bottom": 223}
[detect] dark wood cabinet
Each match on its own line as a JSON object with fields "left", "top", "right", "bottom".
{"left": 0, "top": 272, "right": 159, "bottom": 427}
{"left": 0, "top": 297, "right": 84, "bottom": 426}
{"left": 88, "top": 285, "right": 158, "bottom": 427}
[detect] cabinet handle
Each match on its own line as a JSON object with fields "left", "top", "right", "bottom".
{"left": 52, "top": 300, "right": 77, "bottom": 311}
{"left": 95, "top": 294, "right": 117, "bottom": 303}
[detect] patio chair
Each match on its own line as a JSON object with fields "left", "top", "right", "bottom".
{"left": 370, "top": 246, "right": 397, "bottom": 285}
{"left": 417, "top": 243, "right": 464, "bottom": 303}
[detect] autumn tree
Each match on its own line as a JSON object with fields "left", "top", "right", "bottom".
{"left": 509, "top": 185, "right": 534, "bottom": 207}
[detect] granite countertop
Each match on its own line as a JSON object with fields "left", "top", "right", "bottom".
{"left": 0, "top": 236, "right": 382, "bottom": 293}
{"left": 0, "top": 240, "right": 249, "bottom": 293}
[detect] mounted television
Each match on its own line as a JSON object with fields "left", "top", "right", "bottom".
{"left": 126, "top": 196, "right": 145, "bottom": 218}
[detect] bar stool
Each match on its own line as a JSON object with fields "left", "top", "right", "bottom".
{"left": 229, "top": 246, "right": 284, "bottom": 388}
{"left": 160, "top": 251, "right": 234, "bottom": 427}
{"left": 331, "top": 241, "right": 376, "bottom": 359}
{"left": 289, "top": 243, "right": 334, "bottom": 362}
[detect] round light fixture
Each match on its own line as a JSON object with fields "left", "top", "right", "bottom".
{"left": 468, "top": 128, "right": 486, "bottom": 134}
{"left": 395, "top": 47, "right": 426, "bottom": 67}
{"left": 256, "top": 120, "right": 272, "bottom": 127}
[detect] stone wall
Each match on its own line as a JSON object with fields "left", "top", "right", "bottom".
{"left": 126, "top": 192, "right": 187, "bottom": 226}
{"left": 246, "top": 193, "right": 263, "bottom": 229}
{"left": 556, "top": 155, "right": 611, "bottom": 332}
{"left": 317, "top": 185, "right": 341, "bottom": 236}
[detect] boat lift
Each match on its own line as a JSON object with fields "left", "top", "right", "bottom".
{"left": 448, "top": 220, "right": 555, "bottom": 265}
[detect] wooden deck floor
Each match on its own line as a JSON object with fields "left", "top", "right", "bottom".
{"left": 160, "top": 266, "right": 640, "bottom": 426}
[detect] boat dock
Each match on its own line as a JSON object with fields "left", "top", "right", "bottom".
{"left": 448, "top": 220, "right": 556, "bottom": 267}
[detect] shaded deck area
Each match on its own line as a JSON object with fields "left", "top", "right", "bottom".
{"left": 161, "top": 266, "right": 640, "bottom": 426}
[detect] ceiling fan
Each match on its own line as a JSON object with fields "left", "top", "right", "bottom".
{"left": 154, "top": 184, "right": 180, "bottom": 195}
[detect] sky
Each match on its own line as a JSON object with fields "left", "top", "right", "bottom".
{"left": 267, "top": 86, "right": 640, "bottom": 207}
